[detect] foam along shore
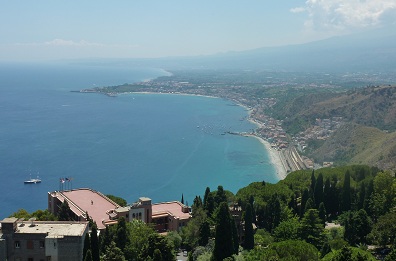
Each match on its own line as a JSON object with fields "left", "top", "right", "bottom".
{"left": 247, "top": 134, "right": 288, "bottom": 180}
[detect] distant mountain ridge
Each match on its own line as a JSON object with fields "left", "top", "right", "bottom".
{"left": 74, "top": 27, "right": 396, "bottom": 73}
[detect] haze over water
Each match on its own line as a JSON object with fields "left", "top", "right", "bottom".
{"left": 0, "top": 63, "right": 277, "bottom": 218}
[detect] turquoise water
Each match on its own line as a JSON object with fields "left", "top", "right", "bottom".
{"left": 0, "top": 62, "right": 277, "bottom": 218}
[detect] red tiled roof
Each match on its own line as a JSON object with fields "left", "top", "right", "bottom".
{"left": 60, "top": 189, "right": 119, "bottom": 229}
{"left": 152, "top": 201, "right": 190, "bottom": 220}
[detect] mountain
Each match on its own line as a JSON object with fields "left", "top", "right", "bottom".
{"left": 150, "top": 27, "right": 396, "bottom": 72}
{"left": 312, "top": 123, "right": 396, "bottom": 170}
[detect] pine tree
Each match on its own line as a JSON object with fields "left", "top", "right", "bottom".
{"left": 213, "top": 202, "right": 234, "bottom": 261}
{"left": 244, "top": 203, "right": 254, "bottom": 250}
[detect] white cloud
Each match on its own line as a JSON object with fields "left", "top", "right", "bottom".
{"left": 16, "top": 39, "right": 105, "bottom": 47}
{"left": 295, "top": 0, "right": 396, "bottom": 33}
{"left": 290, "top": 7, "right": 306, "bottom": 13}
{"left": 44, "top": 39, "right": 104, "bottom": 47}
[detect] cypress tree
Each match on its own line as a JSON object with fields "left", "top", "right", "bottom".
{"left": 301, "top": 188, "right": 309, "bottom": 217}
{"left": 203, "top": 187, "right": 210, "bottom": 209}
{"left": 206, "top": 193, "right": 215, "bottom": 217}
{"left": 249, "top": 195, "right": 256, "bottom": 223}
{"left": 323, "top": 178, "right": 331, "bottom": 215}
{"left": 244, "top": 203, "right": 254, "bottom": 250}
{"left": 84, "top": 249, "right": 92, "bottom": 261}
{"left": 115, "top": 217, "right": 128, "bottom": 251}
{"left": 198, "top": 219, "right": 210, "bottom": 246}
{"left": 342, "top": 170, "right": 351, "bottom": 212}
{"left": 90, "top": 223, "right": 100, "bottom": 261}
{"left": 58, "top": 200, "right": 72, "bottom": 221}
{"left": 181, "top": 194, "right": 184, "bottom": 205}
{"left": 215, "top": 185, "right": 227, "bottom": 207}
{"left": 318, "top": 202, "right": 326, "bottom": 225}
{"left": 231, "top": 216, "right": 239, "bottom": 254}
{"left": 213, "top": 202, "right": 234, "bottom": 261}
{"left": 304, "top": 198, "right": 314, "bottom": 213}
{"left": 314, "top": 173, "right": 324, "bottom": 208}
{"left": 310, "top": 170, "right": 316, "bottom": 197}
{"left": 83, "top": 233, "right": 91, "bottom": 261}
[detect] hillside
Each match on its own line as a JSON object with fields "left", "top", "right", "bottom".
{"left": 310, "top": 123, "right": 396, "bottom": 170}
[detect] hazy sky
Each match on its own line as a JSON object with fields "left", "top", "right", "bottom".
{"left": 1, "top": 0, "right": 395, "bottom": 61}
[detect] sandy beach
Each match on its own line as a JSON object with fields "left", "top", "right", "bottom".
{"left": 247, "top": 134, "right": 288, "bottom": 180}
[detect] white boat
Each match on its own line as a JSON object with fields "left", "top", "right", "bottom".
{"left": 24, "top": 175, "right": 41, "bottom": 184}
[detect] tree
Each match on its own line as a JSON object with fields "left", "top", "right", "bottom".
{"left": 203, "top": 187, "right": 211, "bottom": 209}
{"left": 106, "top": 194, "right": 127, "bottom": 207}
{"left": 198, "top": 219, "right": 210, "bottom": 246}
{"left": 318, "top": 202, "right": 327, "bottom": 224}
{"left": 343, "top": 209, "right": 372, "bottom": 245}
{"left": 90, "top": 223, "right": 100, "bottom": 261}
{"left": 301, "top": 188, "right": 310, "bottom": 217}
{"left": 342, "top": 170, "right": 351, "bottom": 212}
{"left": 273, "top": 217, "right": 301, "bottom": 242}
{"left": 244, "top": 203, "right": 254, "bottom": 250}
{"left": 314, "top": 173, "right": 324, "bottom": 208}
{"left": 115, "top": 217, "right": 128, "bottom": 251}
{"left": 84, "top": 249, "right": 93, "bottom": 261}
{"left": 214, "top": 185, "right": 227, "bottom": 207}
{"left": 310, "top": 170, "right": 316, "bottom": 197}
{"left": 266, "top": 193, "right": 282, "bottom": 231}
{"left": 212, "top": 202, "right": 235, "bottom": 261}
{"left": 123, "top": 220, "right": 156, "bottom": 261}
{"left": 100, "top": 226, "right": 113, "bottom": 254}
{"left": 205, "top": 193, "right": 215, "bottom": 217}
{"left": 300, "top": 209, "right": 324, "bottom": 249}
{"left": 102, "top": 241, "right": 126, "bottom": 261}
{"left": 181, "top": 193, "right": 184, "bottom": 205}
{"left": 304, "top": 198, "right": 315, "bottom": 213}
{"left": 83, "top": 233, "right": 91, "bottom": 261}
{"left": 369, "top": 211, "right": 396, "bottom": 247}
{"left": 58, "top": 200, "right": 72, "bottom": 221}
{"left": 140, "top": 233, "right": 174, "bottom": 261}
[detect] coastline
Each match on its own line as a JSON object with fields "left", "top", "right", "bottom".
{"left": 87, "top": 88, "right": 288, "bottom": 181}
{"left": 247, "top": 134, "right": 288, "bottom": 180}
{"left": 130, "top": 92, "right": 288, "bottom": 181}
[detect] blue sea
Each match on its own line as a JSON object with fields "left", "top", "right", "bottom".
{"left": 0, "top": 62, "right": 278, "bottom": 218}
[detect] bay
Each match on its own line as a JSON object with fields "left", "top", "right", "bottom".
{"left": 0, "top": 62, "right": 277, "bottom": 218}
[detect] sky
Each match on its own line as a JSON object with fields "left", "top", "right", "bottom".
{"left": 1, "top": 0, "right": 395, "bottom": 61}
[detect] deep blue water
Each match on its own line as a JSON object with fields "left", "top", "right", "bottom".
{"left": 0, "top": 62, "right": 277, "bottom": 218}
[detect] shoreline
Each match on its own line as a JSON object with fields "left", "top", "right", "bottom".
{"left": 86, "top": 89, "right": 288, "bottom": 181}
{"left": 130, "top": 91, "right": 288, "bottom": 181}
{"left": 246, "top": 134, "right": 288, "bottom": 180}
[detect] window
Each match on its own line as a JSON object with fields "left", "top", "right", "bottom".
{"left": 28, "top": 258, "right": 33, "bottom": 261}
{"left": 40, "top": 241, "right": 45, "bottom": 248}
{"left": 14, "top": 241, "right": 20, "bottom": 248}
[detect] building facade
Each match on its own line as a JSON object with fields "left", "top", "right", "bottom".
{"left": 0, "top": 217, "right": 88, "bottom": 261}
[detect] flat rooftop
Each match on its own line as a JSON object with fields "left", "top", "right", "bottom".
{"left": 152, "top": 201, "right": 190, "bottom": 220}
{"left": 15, "top": 221, "right": 87, "bottom": 237}
{"left": 53, "top": 188, "right": 119, "bottom": 229}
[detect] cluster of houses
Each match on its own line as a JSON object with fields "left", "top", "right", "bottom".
{"left": 293, "top": 117, "right": 344, "bottom": 152}
{"left": 0, "top": 188, "right": 192, "bottom": 261}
